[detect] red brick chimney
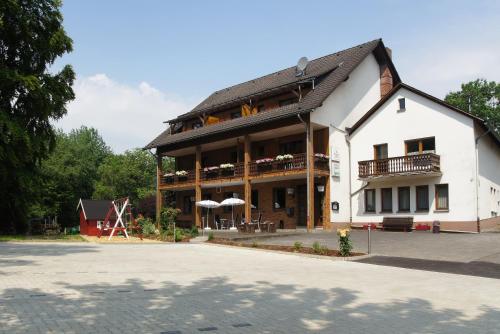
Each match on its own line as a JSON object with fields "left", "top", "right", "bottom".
{"left": 380, "top": 47, "right": 393, "bottom": 98}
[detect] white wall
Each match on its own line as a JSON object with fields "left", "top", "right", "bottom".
{"left": 349, "top": 87, "right": 478, "bottom": 223}
{"left": 476, "top": 124, "right": 500, "bottom": 219}
{"left": 311, "top": 54, "right": 382, "bottom": 223}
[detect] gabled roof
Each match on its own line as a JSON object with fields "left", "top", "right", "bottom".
{"left": 77, "top": 199, "right": 112, "bottom": 221}
{"left": 146, "top": 39, "right": 399, "bottom": 150}
{"left": 347, "top": 83, "right": 500, "bottom": 147}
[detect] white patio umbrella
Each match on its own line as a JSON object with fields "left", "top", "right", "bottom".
{"left": 220, "top": 198, "right": 245, "bottom": 230}
{"left": 195, "top": 200, "right": 220, "bottom": 230}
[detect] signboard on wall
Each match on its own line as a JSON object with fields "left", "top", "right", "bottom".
{"left": 332, "top": 161, "right": 340, "bottom": 177}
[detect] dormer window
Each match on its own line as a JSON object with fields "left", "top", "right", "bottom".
{"left": 192, "top": 121, "right": 202, "bottom": 129}
{"left": 231, "top": 111, "right": 242, "bottom": 119}
{"left": 398, "top": 98, "right": 406, "bottom": 112}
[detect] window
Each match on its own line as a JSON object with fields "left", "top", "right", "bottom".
{"left": 230, "top": 111, "right": 241, "bottom": 119}
{"left": 374, "top": 144, "right": 388, "bottom": 160}
{"left": 435, "top": 184, "right": 449, "bottom": 210}
{"left": 257, "top": 145, "right": 265, "bottom": 157}
{"left": 191, "top": 121, "right": 202, "bottom": 129}
{"left": 381, "top": 188, "right": 393, "bottom": 212}
{"left": 251, "top": 190, "right": 259, "bottom": 209}
{"left": 398, "top": 98, "right": 406, "bottom": 111}
{"left": 279, "top": 140, "right": 304, "bottom": 154}
{"left": 230, "top": 149, "right": 244, "bottom": 163}
{"left": 364, "top": 189, "right": 376, "bottom": 212}
{"left": 405, "top": 137, "right": 435, "bottom": 155}
{"left": 278, "top": 98, "right": 296, "bottom": 107}
{"left": 183, "top": 196, "right": 192, "bottom": 214}
{"left": 257, "top": 104, "right": 265, "bottom": 113}
{"left": 273, "top": 188, "right": 286, "bottom": 210}
{"left": 416, "top": 185, "right": 429, "bottom": 211}
{"left": 398, "top": 187, "right": 410, "bottom": 212}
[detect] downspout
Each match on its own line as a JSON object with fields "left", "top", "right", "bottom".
{"left": 298, "top": 113, "right": 311, "bottom": 231}
{"left": 474, "top": 126, "right": 491, "bottom": 233}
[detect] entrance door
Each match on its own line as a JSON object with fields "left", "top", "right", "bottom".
{"left": 296, "top": 185, "right": 307, "bottom": 227}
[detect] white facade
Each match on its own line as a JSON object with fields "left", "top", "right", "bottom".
{"left": 312, "top": 77, "right": 500, "bottom": 231}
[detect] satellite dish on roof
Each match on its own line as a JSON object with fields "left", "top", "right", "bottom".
{"left": 296, "top": 56, "right": 309, "bottom": 77}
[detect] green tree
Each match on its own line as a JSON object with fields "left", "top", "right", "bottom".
{"left": 445, "top": 79, "right": 500, "bottom": 134}
{"left": 93, "top": 149, "right": 157, "bottom": 207}
{"left": 0, "top": 0, "right": 75, "bottom": 233}
{"left": 32, "top": 127, "right": 111, "bottom": 227}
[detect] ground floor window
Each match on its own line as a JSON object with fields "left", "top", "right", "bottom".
{"left": 398, "top": 187, "right": 410, "bottom": 212}
{"left": 364, "top": 189, "right": 376, "bottom": 212}
{"left": 273, "top": 188, "right": 286, "bottom": 210}
{"left": 435, "top": 184, "right": 449, "bottom": 210}
{"left": 381, "top": 188, "right": 393, "bottom": 212}
{"left": 183, "top": 196, "right": 192, "bottom": 214}
{"left": 251, "top": 190, "right": 259, "bottom": 209}
{"left": 416, "top": 185, "right": 429, "bottom": 211}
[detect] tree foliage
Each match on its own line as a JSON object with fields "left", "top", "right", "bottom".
{"left": 32, "top": 127, "right": 111, "bottom": 227}
{"left": 0, "top": 0, "right": 75, "bottom": 233}
{"left": 93, "top": 149, "right": 157, "bottom": 206}
{"left": 445, "top": 79, "right": 500, "bottom": 134}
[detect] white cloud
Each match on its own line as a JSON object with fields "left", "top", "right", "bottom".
{"left": 57, "top": 74, "right": 193, "bottom": 153}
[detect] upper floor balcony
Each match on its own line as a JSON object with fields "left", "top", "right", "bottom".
{"left": 358, "top": 153, "right": 441, "bottom": 180}
{"left": 160, "top": 152, "right": 330, "bottom": 189}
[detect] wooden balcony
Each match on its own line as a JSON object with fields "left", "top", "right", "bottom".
{"left": 201, "top": 162, "right": 244, "bottom": 182}
{"left": 249, "top": 153, "right": 329, "bottom": 178}
{"left": 358, "top": 153, "right": 441, "bottom": 180}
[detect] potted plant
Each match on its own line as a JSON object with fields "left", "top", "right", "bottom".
{"left": 276, "top": 154, "right": 293, "bottom": 169}
{"left": 256, "top": 158, "right": 273, "bottom": 172}
{"left": 203, "top": 166, "right": 219, "bottom": 178}
{"left": 175, "top": 170, "right": 188, "bottom": 181}
{"left": 314, "top": 153, "right": 329, "bottom": 170}
{"left": 163, "top": 172, "right": 175, "bottom": 183}
{"left": 219, "top": 163, "right": 235, "bottom": 176}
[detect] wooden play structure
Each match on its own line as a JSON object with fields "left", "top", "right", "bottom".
{"left": 99, "top": 197, "right": 142, "bottom": 240}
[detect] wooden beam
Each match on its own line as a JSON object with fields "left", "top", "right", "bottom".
{"left": 244, "top": 135, "right": 252, "bottom": 224}
{"left": 195, "top": 146, "right": 202, "bottom": 228}
{"left": 323, "top": 128, "right": 331, "bottom": 230}
{"left": 156, "top": 155, "right": 163, "bottom": 228}
{"left": 307, "top": 118, "right": 315, "bottom": 232}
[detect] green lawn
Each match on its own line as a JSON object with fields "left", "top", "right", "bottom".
{"left": 0, "top": 234, "right": 86, "bottom": 242}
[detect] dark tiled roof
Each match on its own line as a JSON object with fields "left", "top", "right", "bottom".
{"left": 78, "top": 199, "right": 112, "bottom": 220}
{"left": 146, "top": 39, "right": 398, "bottom": 150}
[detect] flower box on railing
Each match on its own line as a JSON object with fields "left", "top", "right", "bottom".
{"left": 175, "top": 170, "right": 188, "bottom": 181}
{"left": 163, "top": 172, "right": 174, "bottom": 183}
{"left": 220, "top": 163, "right": 235, "bottom": 177}
{"left": 276, "top": 154, "right": 293, "bottom": 169}
{"left": 314, "top": 153, "right": 329, "bottom": 161}
{"left": 256, "top": 158, "right": 274, "bottom": 172}
{"left": 203, "top": 166, "right": 219, "bottom": 178}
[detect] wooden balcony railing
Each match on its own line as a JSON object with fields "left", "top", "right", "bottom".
{"left": 201, "top": 162, "right": 244, "bottom": 181}
{"left": 161, "top": 169, "right": 195, "bottom": 185}
{"left": 358, "top": 153, "right": 440, "bottom": 179}
{"left": 248, "top": 153, "right": 329, "bottom": 176}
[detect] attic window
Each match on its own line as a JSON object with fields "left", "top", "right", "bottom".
{"left": 192, "top": 121, "right": 202, "bottom": 129}
{"left": 398, "top": 98, "right": 406, "bottom": 112}
{"left": 231, "top": 111, "right": 242, "bottom": 119}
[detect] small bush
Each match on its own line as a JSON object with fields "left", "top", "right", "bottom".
{"left": 137, "top": 216, "right": 155, "bottom": 235}
{"left": 293, "top": 241, "right": 303, "bottom": 251}
{"left": 189, "top": 225, "right": 199, "bottom": 237}
{"left": 312, "top": 241, "right": 321, "bottom": 254}
{"left": 207, "top": 231, "right": 214, "bottom": 241}
{"left": 174, "top": 228, "right": 184, "bottom": 242}
{"left": 337, "top": 228, "right": 353, "bottom": 257}
{"left": 251, "top": 241, "right": 259, "bottom": 248}
{"left": 160, "top": 207, "right": 180, "bottom": 231}
{"left": 319, "top": 245, "right": 329, "bottom": 255}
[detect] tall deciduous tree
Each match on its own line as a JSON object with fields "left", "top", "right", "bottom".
{"left": 445, "top": 79, "right": 500, "bottom": 134}
{"left": 0, "top": 0, "right": 75, "bottom": 233}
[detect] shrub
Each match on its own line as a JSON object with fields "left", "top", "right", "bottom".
{"left": 312, "top": 241, "right": 321, "bottom": 254}
{"left": 293, "top": 241, "right": 303, "bottom": 251}
{"left": 189, "top": 225, "right": 199, "bottom": 237}
{"left": 174, "top": 229, "right": 184, "bottom": 242}
{"left": 160, "top": 207, "right": 180, "bottom": 231}
{"left": 207, "top": 231, "right": 214, "bottom": 241}
{"left": 337, "top": 228, "right": 353, "bottom": 257}
{"left": 319, "top": 245, "right": 329, "bottom": 255}
{"left": 137, "top": 216, "right": 155, "bottom": 235}
{"left": 251, "top": 241, "right": 259, "bottom": 248}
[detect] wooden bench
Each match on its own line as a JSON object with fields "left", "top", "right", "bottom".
{"left": 382, "top": 217, "right": 413, "bottom": 232}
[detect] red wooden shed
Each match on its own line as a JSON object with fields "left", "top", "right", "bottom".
{"left": 77, "top": 199, "right": 115, "bottom": 236}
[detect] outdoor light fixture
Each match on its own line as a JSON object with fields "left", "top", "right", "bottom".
{"left": 317, "top": 185, "right": 325, "bottom": 192}
{"left": 287, "top": 187, "right": 295, "bottom": 195}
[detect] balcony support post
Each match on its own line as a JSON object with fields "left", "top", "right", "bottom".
{"left": 244, "top": 135, "right": 252, "bottom": 224}
{"left": 195, "top": 146, "right": 202, "bottom": 228}
{"left": 156, "top": 154, "right": 163, "bottom": 228}
{"left": 307, "top": 117, "right": 315, "bottom": 232}
{"left": 323, "top": 127, "right": 331, "bottom": 229}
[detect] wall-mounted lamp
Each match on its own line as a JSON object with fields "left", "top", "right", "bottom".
{"left": 317, "top": 185, "right": 325, "bottom": 192}
{"left": 287, "top": 187, "right": 295, "bottom": 195}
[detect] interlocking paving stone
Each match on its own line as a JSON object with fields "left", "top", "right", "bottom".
{"left": 197, "top": 327, "right": 217, "bottom": 332}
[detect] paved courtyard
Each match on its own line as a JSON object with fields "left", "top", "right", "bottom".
{"left": 1, "top": 242, "right": 500, "bottom": 333}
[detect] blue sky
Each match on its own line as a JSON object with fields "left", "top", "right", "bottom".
{"left": 56, "top": 0, "right": 500, "bottom": 152}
